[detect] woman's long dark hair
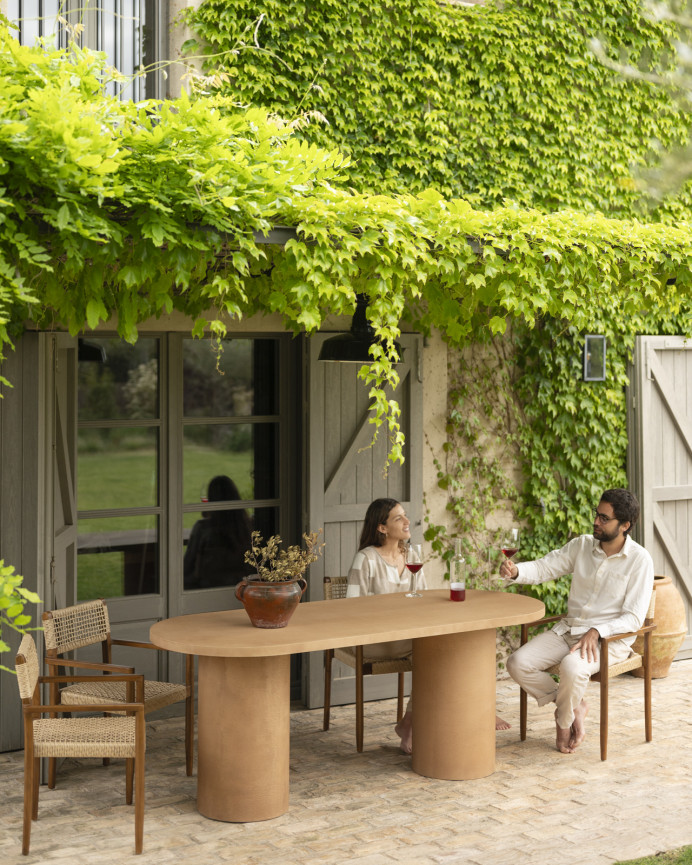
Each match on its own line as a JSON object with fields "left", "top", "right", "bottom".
{"left": 206, "top": 475, "right": 252, "bottom": 549}
{"left": 359, "top": 497, "right": 406, "bottom": 552}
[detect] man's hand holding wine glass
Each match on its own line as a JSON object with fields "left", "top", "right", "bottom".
{"left": 499, "top": 528, "right": 520, "bottom": 583}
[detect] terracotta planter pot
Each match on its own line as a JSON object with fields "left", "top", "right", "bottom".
{"left": 235, "top": 577, "right": 307, "bottom": 629}
{"left": 632, "top": 574, "right": 687, "bottom": 679}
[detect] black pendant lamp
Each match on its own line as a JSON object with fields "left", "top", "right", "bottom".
{"left": 318, "top": 293, "right": 402, "bottom": 363}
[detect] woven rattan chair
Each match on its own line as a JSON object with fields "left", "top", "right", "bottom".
{"left": 15, "top": 634, "right": 146, "bottom": 855}
{"left": 322, "top": 576, "right": 412, "bottom": 752}
{"left": 518, "top": 589, "right": 657, "bottom": 760}
{"left": 42, "top": 599, "right": 193, "bottom": 786}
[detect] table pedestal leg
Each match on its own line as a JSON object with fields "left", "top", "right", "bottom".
{"left": 197, "top": 654, "right": 290, "bottom": 822}
{"left": 412, "top": 629, "right": 496, "bottom": 780}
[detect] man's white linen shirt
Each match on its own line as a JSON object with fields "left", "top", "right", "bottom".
{"left": 513, "top": 534, "right": 653, "bottom": 646}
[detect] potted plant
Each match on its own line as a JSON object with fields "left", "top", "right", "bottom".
{"left": 236, "top": 530, "right": 324, "bottom": 628}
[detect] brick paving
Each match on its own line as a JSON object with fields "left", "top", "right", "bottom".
{"left": 2, "top": 660, "right": 692, "bottom": 865}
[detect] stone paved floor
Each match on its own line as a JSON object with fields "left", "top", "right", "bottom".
{"left": 2, "top": 661, "right": 692, "bottom": 865}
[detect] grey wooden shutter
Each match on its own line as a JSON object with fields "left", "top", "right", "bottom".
{"left": 304, "top": 333, "right": 423, "bottom": 707}
{"left": 631, "top": 335, "right": 692, "bottom": 657}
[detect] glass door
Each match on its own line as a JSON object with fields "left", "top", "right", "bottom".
{"left": 179, "top": 336, "right": 285, "bottom": 614}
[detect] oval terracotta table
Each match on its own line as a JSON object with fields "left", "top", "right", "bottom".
{"left": 151, "top": 588, "right": 544, "bottom": 822}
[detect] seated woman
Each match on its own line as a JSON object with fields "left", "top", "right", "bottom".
{"left": 184, "top": 475, "right": 253, "bottom": 589}
{"left": 346, "top": 498, "right": 423, "bottom": 754}
{"left": 347, "top": 497, "right": 509, "bottom": 754}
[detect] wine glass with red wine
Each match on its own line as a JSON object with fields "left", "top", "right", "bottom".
{"left": 500, "top": 528, "right": 520, "bottom": 578}
{"left": 405, "top": 543, "right": 424, "bottom": 598}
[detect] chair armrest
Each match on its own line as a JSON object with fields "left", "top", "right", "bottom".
{"left": 520, "top": 615, "right": 563, "bottom": 645}
{"left": 113, "top": 639, "right": 195, "bottom": 688}
{"left": 600, "top": 622, "right": 657, "bottom": 644}
{"left": 40, "top": 673, "right": 143, "bottom": 685}
{"left": 24, "top": 702, "right": 145, "bottom": 716}
{"left": 45, "top": 657, "right": 135, "bottom": 674}
{"left": 112, "top": 639, "right": 158, "bottom": 651}
{"left": 527, "top": 615, "right": 563, "bottom": 627}
{"left": 39, "top": 672, "right": 145, "bottom": 702}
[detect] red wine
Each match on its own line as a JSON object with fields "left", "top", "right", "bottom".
{"left": 406, "top": 562, "right": 423, "bottom": 573}
{"left": 450, "top": 587, "right": 466, "bottom": 601}
{"left": 502, "top": 548, "right": 518, "bottom": 558}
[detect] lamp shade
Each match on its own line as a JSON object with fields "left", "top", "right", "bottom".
{"left": 318, "top": 293, "right": 402, "bottom": 363}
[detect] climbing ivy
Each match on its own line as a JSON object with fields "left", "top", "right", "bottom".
{"left": 183, "top": 0, "right": 692, "bottom": 220}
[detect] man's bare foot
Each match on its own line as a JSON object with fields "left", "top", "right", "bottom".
{"left": 555, "top": 709, "right": 574, "bottom": 754}
{"left": 569, "top": 700, "right": 588, "bottom": 750}
{"left": 395, "top": 712, "right": 413, "bottom": 754}
{"left": 495, "top": 715, "right": 511, "bottom": 731}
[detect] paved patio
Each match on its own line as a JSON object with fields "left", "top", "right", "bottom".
{"left": 2, "top": 660, "right": 692, "bottom": 865}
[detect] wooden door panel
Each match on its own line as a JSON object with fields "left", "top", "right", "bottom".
{"left": 306, "top": 333, "right": 423, "bottom": 708}
{"left": 633, "top": 336, "right": 692, "bottom": 654}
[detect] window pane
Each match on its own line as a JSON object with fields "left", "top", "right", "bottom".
{"left": 183, "top": 423, "right": 277, "bottom": 503}
{"left": 78, "top": 515, "right": 159, "bottom": 599}
{"left": 183, "top": 506, "right": 278, "bottom": 591}
{"left": 78, "top": 427, "right": 158, "bottom": 509}
{"left": 78, "top": 337, "right": 159, "bottom": 421}
{"left": 183, "top": 338, "right": 278, "bottom": 417}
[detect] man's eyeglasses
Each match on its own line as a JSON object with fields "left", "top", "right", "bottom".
{"left": 593, "top": 509, "right": 618, "bottom": 525}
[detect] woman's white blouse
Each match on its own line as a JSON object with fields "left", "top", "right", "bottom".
{"left": 346, "top": 545, "right": 426, "bottom": 597}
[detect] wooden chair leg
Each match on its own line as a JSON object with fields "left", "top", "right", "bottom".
{"left": 355, "top": 646, "right": 364, "bottom": 753}
{"left": 31, "top": 757, "right": 39, "bottom": 821}
{"left": 185, "top": 653, "right": 194, "bottom": 776}
{"left": 644, "top": 631, "right": 653, "bottom": 742}
{"left": 134, "top": 715, "right": 145, "bottom": 855}
{"left": 47, "top": 756, "right": 56, "bottom": 790}
{"left": 519, "top": 688, "right": 527, "bottom": 741}
{"left": 323, "top": 649, "right": 333, "bottom": 732}
{"left": 396, "top": 672, "right": 405, "bottom": 723}
{"left": 599, "top": 672, "right": 609, "bottom": 762}
{"left": 22, "top": 745, "right": 34, "bottom": 854}
{"left": 126, "top": 758, "right": 134, "bottom": 805}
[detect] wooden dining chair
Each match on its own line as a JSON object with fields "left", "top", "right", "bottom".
{"left": 518, "top": 590, "right": 657, "bottom": 760}
{"left": 42, "top": 599, "right": 194, "bottom": 786}
{"left": 15, "top": 634, "right": 146, "bottom": 855}
{"left": 322, "top": 576, "right": 412, "bottom": 752}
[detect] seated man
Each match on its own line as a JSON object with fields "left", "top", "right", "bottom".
{"left": 501, "top": 488, "right": 653, "bottom": 755}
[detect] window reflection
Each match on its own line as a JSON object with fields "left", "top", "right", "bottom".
{"left": 183, "top": 339, "right": 278, "bottom": 417}
{"left": 183, "top": 475, "right": 253, "bottom": 589}
{"left": 78, "top": 427, "right": 158, "bottom": 510}
{"left": 78, "top": 338, "right": 159, "bottom": 421}
{"left": 183, "top": 423, "right": 276, "bottom": 504}
{"left": 78, "top": 515, "right": 159, "bottom": 599}
{"left": 183, "top": 505, "right": 278, "bottom": 591}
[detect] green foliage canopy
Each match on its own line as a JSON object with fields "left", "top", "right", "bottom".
{"left": 3, "top": 18, "right": 692, "bottom": 468}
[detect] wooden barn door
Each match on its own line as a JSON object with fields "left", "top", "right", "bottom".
{"left": 304, "top": 333, "right": 423, "bottom": 708}
{"left": 630, "top": 335, "right": 692, "bottom": 657}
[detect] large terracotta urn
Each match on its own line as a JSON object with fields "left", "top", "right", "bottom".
{"left": 632, "top": 574, "right": 687, "bottom": 679}
{"left": 235, "top": 577, "right": 307, "bottom": 628}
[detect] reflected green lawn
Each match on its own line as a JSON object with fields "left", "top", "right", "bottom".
{"left": 78, "top": 446, "right": 253, "bottom": 515}
{"left": 77, "top": 446, "right": 252, "bottom": 599}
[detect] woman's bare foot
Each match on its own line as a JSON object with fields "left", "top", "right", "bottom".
{"left": 555, "top": 709, "right": 574, "bottom": 753}
{"left": 568, "top": 700, "right": 588, "bottom": 750}
{"left": 495, "top": 715, "right": 511, "bottom": 731}
{"left": 395, "top": 711, "right": 413, "bottom": 754}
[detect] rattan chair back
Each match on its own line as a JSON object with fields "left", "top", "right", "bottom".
{"left": 15, "top": 634, "right": 39, "bottom": 701}
{"left": 43, "top": 598, "right": 110, "bottom": 655}
{"left": 323, "top": 576, "right": 349, "bottom": 600}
